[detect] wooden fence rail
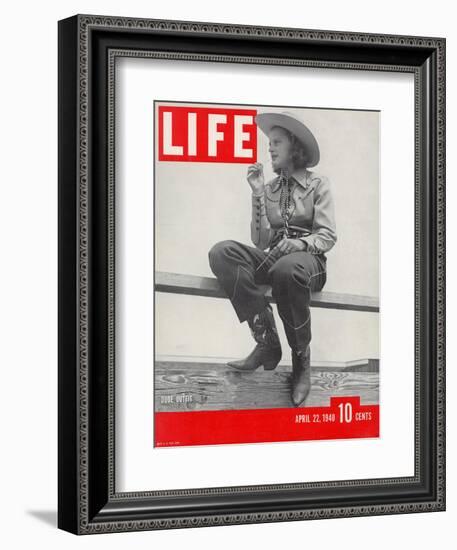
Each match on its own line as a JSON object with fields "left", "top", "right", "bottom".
{"left": 155, "top": 271, "right": 379, "bottom": 313}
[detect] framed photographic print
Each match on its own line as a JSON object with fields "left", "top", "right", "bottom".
{"left": 58, "top": 14, "right": 446, "bottom": 534}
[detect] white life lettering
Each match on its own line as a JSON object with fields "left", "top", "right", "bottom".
{"left": 234, "top": 115, "right": 254, "bottom": 157}
{"left": 162, "top": 111, "right": 183, "bottom": 155}
{"left": 208, "top": 114, "right": 227, "bottom": 157}
{"left": 187, "top": 112, "right": 197, "bottom": 156}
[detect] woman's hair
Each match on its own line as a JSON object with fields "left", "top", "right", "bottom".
{"left": 271, "top": 125, "right": 309, "bottom": 169}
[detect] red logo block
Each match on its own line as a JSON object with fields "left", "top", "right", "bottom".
{"left": 157, "top": 105, "right": 258, "bottom": 163}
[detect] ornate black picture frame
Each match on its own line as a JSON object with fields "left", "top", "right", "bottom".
{"left": 58, "top": 14, "right": 446, "bottom": 534}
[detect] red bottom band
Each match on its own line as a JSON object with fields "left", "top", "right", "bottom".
{"left": 155, "top": 396, "right": 379, "bottom": 448}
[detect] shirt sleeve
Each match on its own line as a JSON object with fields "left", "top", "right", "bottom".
{"left": 251, "top": 190, "right": 273, "bottom": 251}
{"left": 298, "top": 176, "right": 337, "bottom": 254}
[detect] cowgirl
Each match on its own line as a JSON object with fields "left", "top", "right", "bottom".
{"left": 208, "top": 111, "right": 337, "bottom": 406}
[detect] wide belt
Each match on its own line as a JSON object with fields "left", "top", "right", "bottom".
{"left": 270, "top": 226, "right": 312, "bottom": 248}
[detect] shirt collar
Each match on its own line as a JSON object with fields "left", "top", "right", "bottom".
{"left": 291, "top": 167, "right": 310, "bottom": 190}
{"left": 271, "top": 167, "right": 310, "bottom": 192}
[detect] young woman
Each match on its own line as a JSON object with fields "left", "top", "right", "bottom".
{"left": 208, "top": 110, "right": 337, "bottom": 406}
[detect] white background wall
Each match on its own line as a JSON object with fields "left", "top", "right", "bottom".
{"left": 0, "top": 0, "right": 453, "bottom": 548}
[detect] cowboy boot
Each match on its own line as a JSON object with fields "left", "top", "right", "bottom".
{"left": 291, "top": 346, "right": 311, "bottom": 406}
{"left": 227, "top": 304, "right": 282, "bottom": 371}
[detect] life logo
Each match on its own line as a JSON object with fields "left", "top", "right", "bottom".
{"left": 157, "top": 105, "right": 258, "bottom": 163}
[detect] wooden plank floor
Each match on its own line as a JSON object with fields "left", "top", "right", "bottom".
{"left": 155, "top": 360, "right": 379, "bottom": 412}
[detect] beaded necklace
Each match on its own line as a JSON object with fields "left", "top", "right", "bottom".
{"left": 278, "top": 167, "right": 293, "bottom": 238}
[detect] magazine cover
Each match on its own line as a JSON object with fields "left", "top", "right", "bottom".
{"left": 154, "top": 100, "right": 379, "bottom": 447}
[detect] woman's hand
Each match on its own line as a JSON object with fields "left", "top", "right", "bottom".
{"left": 271, "top": 238, "right": 306, "bottom": 257}
{"left": 247, "top": 162, "right": 265, "bottom": 194}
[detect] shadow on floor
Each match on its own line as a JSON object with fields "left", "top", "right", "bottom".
{"left": 26, "top": 510, "right": 57, "bottom": 528}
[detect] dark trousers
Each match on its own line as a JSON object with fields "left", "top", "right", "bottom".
{"left": 208, "top": 240, "right": 327, "bottom": 353}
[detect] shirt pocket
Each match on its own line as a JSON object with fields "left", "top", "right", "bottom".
{"left": 294, "top": 186, "right": 315, "bottom": 222}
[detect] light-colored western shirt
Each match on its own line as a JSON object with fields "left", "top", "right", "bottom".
{"left": 251, "top": 167, "right": 337, "bottom": 255}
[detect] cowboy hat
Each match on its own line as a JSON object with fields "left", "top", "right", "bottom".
{"left": 254, "top": 110, "right": 320, "bottom": 167}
